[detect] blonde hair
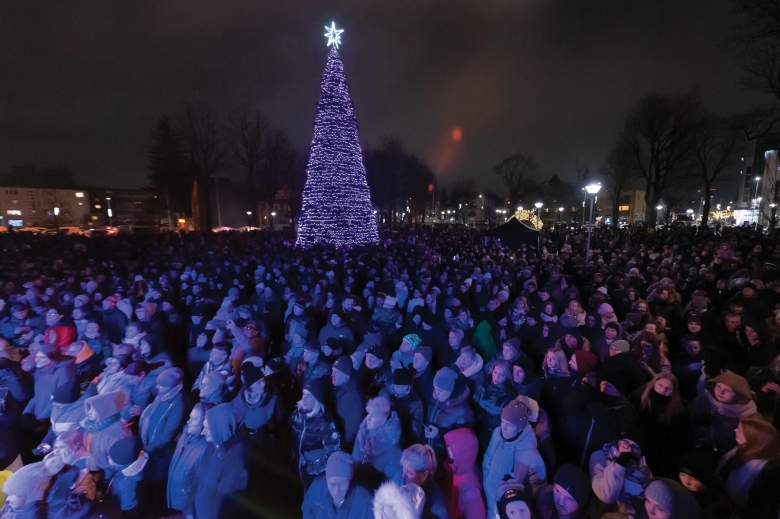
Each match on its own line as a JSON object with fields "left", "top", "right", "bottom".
{"left": 737, "top": 417, "right": 780, "bottom": 464}
{"left": 543, "top": 348, "right": 570, "bottom": 376}
{"left": 366, "top": 397, "right": 391, "bottom": 417}
{"left": 639, "top": 372, "right": 685, "bottom": 424}
{"left": 400, "top": 444, "right": 437, "bottom": 482}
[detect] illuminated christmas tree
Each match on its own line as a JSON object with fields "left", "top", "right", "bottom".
{"left": 296, "top": 23, "right": 379, "bottom": 248}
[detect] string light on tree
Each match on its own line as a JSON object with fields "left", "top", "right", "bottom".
{"left": 296, "top": 22, "right": 379, "bottom": 248}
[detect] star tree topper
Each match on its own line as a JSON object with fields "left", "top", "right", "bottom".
{"left": 324, "top": 21, "right": 344, "bottom": 48}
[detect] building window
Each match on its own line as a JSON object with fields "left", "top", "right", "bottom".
{"left": 91, "top": 216, "right": 98, "bottom": 221}
{"left": 75, "top": 192, "right": 84, "bottom": 198}
{"left": 618, "top": 205, "right": 630, "bottom": 211}
{"left": 6, "top": 210, "right": 21, "bottom": 215}
{"left": 94, "top": 205, "right": 101, "bottom": 209}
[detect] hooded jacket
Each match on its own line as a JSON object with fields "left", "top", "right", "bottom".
{"left": 187, "top": 404, "right": 248, "bottom": 519}
{"left": 689, "top": 371, "right": 758, "bottom": 452}
{"left": 335, "top": 378, "right": 367, "bottom": 450}
{"left": 380, "top": 384, "right": 424, "bottom": 446}
{"left": 80, "top": 391, "right": 132, "bottom": 471}
{"left": 302, "top": 474, "right": 373, "bottom": 519}
{"left": 291, "top": 405, "right": 342, "bottom": 486}
{"left": 167, "top": 428, "right": 209, "bottom": 511}
{"left": 352, "top": 411, "right": 403, "bottom": 484}
{"left": 473, "top": 379, "right": 517, "bottom": 449}
{"left": 443, "top": 428, "right": 486, "bottom": 519}
{"left": 139, "top": 384, "right": 188, "bottom": 480}
{"left": 426, "top": 382, "right": 475, "bottom": 457}
{"left": 482, "top": 423, "right": 546, "bottom": 512}
{"left": 23, "top": 359, "right": 76, "bottom": 420}
{"left": 41, "top": 389, "right": 90, "bottom": 446}
{"left": 372, "top": 481, "right": 422, "bottom": 519}
{"left": 471, "top": 320, "right": 497, "bottom": 361}
{"left": 106, "top": 451, "right": 149, "bottom": 511}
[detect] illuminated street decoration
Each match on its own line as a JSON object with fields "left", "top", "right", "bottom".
{"left": 508, "top": 210, "right": 543, "bottom": 230}
{"left": 296, "top": 25, "right": 379, "bottom": 248}
{"left": 324, "top": 22, "right": 344, "bottom": 48}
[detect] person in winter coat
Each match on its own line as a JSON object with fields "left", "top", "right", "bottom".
{"left": 187, "top": 328, "right": 214, "bottom": 384}
{"left": 631, "top": 373, "right": 695, "bottom": 478}
{"left": 471, "top": 320, "right": 497, "bottom": 361}
{"left": 185, "top": 403, "right": 248, "bottom": 519}
{"left": 95, "top": 349, "right": 134, "bottom": 399}
{"left": 303, "top": 451, "right": 372, "bottom": 519}
{"left": 0, "top": 357, "right": 33, "bottom": 430}
{"left": 715, "top": 417, "right": 780, "bottom": 517}
{"left": 391, "top": 334, "right": 422, "bottom": 370}
{"left": 291, "top": 378, "right": 342, "bottom": 488}
{"left": 380, "top": 367, "right": 425, "bottom": 446}
{"left": 400, "top": 444, "right": 449, "bottom": 519}
{"left": 540, "top": 348, "right": 573, "bottom": 433}
{"left": 297, "top": 340, "right": 331, "bottom": 389}
{"left": 139, "top": 367, "right": 188, "bottom": 484}
{"left": 102, "top": 295, "right": 128, "bottom": 345}
{"left": 167, "top": 402, "right": 213, "bottom": 512}
{"left": 79, "top": 390, "right": 132, "bottom": 471}
{"left": 473, "top": 360, "right": 517, "bottom": 450}
{"left": 442, "top": 428, "right": 486, "bottom": 519}
{"left": 511, "top": 356, "right": 541, "bottom": 401}
{"left": 352, "top": 397, "right": 404, "bottom": 484}
{"left": 39, "top": 381, "right": 87, "bottom": 447}
{"left": 425, "top": 367, "right": 475, "bottom": 459}
{"left": 412, "top": 347, "right": 435, "bottom": 408}
{"left": 319, "top": 311, "right": 355, "bottom": 354}
{"left": 373, "top": 481, "right": 427, "bottom": 519}
{"left": 643, "top": 478, "right": 702, "bottom": 519}
{"left": 192, "top": 342, "right": 233, "bottom": 391}
{"left": 65, "top": 341, "right": 101, "bottom": 389}
{"left": 482, "top": 400, "right": 546, "bottom": 513}
{"left": 22, "top": 345, "right": 76, "bottom": 423}
{"left": 198, "top": 370, "right": 229, "bottom": 405}
{"left": 588, "top": 430, "right": 652, "bottom": 517}
{"left": 672, "top": 337, "right": 705, "bottom": 401}
{"left": 231, "top": 365, "right": 285, "bottom": 460}
{"left": 535, "top": 463, "right": 592, "bottom": 519}
{"left": 332, "top": 356, "right": 366, "bottom": 451}
{"left": 688, "top": 371, "right": 759, "bottom": 453}
{"left": 678, "top": 451, "right": 735, "bottom": 519}
{"left": 456, "top": 346, "right": 485, "bottom": 394}
{"left": 106, "top": 435, "right": 149, "bottom": 517}
{"left": 359, "top": 343, "right": 394, "bottom": 399}
{"left": 592, "top": 322, "right": 623, "bottom": 362}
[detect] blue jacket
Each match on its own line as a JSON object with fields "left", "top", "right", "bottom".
{"left": 187, "top": 434, "right": 248, "bottom": 519}
{"left": 302, "top": 474, "right": 372, "bottom": 519}
{"left": 106, "top": 452, "right": 149, "bottom": 511}
{"left": 167, "top": 431, "right": 209, "bottom": 511}
{"left": 23, "top": 360, "right": 76, "bottom": 420}
{"left": 139, "top": 388, "right": 189, "bottom": 481}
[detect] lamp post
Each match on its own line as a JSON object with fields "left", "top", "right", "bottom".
{"left": 246, "top": 211, "right": 253, "bottom": 228}
{"left": 584, "top": 184, "right": 602, "bottom": 265}
{"left": 534, "top": 202, "right": 543, "bottom": 223}
{"left": 558, "top": 207, "right": 564, "bottom": 223}
{"left": 106, "top": 197, "right": 113, "bottom": 227}
{"left": 270, "top": 211, "right": 276, "bottom": 231}
{"left": 53, "top": 206, "right": 60, "bottom": 232}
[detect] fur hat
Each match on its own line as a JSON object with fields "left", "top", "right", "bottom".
{"left": 373, "top": 481, "right": 422, "bottom": 519}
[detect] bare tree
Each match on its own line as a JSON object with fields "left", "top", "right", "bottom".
{"left": 177, "top": 103, "right": 226, "bottom": 231}
{"left": 690, "top": 111, "right": 743, "bottom": 225}
{"left": 621, "top": 89, "right": 700, "bottom": 223}
{"left": 493, "top": 154, "right": 537, "bottom": 207}
{"left": 604, "top": 139, "right": 633, "bottom": 227}
{"left": 227, "top": 105, "right": 268, "bottom": 227}
{"left": 260, "top": 128, "right": 297, "bottom": 215}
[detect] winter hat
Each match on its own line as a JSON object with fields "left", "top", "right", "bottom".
{"left": 365, "top": 343, "right": 383, "bottom": 359}
{"left": 645, "top": 478, "right": 702, "bottom": 519}
{"left": 383, "top": 296, "right": 398, "bottom": 309}
{"left": 52, "top": 382, "right": 80, "bottom": 404}
{"left": 617, "top": 429, "right": 646, "bottom": 452}
{"left": 559, "top": 315, "right": 579, "bottom": 329}
{"left": 332, "top": 356, "right": 354, "bottom": 378}
{"left": 393, "top": 368, "right": 412, "bottom": 385}
{"left": 610, "top": 339, "right": 631, "bottom": 353}
{"left": 573, "top": 350, "right": 599, "bottom": 375}
{"left": 303, "top": 378, "right": 326, "bottom": 403}
{"left": 498, "top": 289, "right": 510, "bottom": 300}
{"left": 513, "top": 396, "right": 539, "bottom": 422}
{"left": 553, "top": 464, "right": 591, "bottom": 509}
{"left": 415, "top": 346, "right": 433, "bottom": 363}
{"left": 303, "top": 339, "right": 321, "bottom": 354}
{"left": 156, "top": 368, "right": 184, "bottom": 389}
{"left": 496, "top": 482, "right": 533, "bottom": 519}
{"left": 433, "top": 367, "right": 458, "bottom": 392}
{"left": 597, "top": 303, "right": 614, "bottom": 316}
{"left": 403, "top": 334, "right": 422, "bottom": 350}
{"left": 108, "top": 436, "right": 143, "bottom": 466}
{"left": 679, "top": 451, "right": 721, "bottom": 489}
{"left": 242, "top": 365, "right": 263, "bottom": 388}
{"left": 501, "top": 400, "right": 530, "bottom": 431}
{"left": 103, "top": 294, "right": 120, "bottom": 307}
{"left": 326, "top": 451, "right": 353, "bottom": 479}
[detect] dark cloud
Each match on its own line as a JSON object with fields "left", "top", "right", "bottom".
{"left": 0, "top": 0, "right": 766, "bottom": 190}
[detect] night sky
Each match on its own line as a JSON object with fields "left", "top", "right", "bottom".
{"left": 0, "top": 1, "right": 768, "bottom": 191}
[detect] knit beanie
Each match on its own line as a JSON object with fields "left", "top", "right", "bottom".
{"left": 691, "top": 297, "right": 708, "bottom": 312}
{"left": 393, "top": 368, "right": 412, "bottom": 385}
{"left": 303, "top": 339, "right": 321, "bottom": 354}
{"left": 679, "top": 452, "right": 720, "bottom": 489}
{"left": 108, "top": 436, "right": 143, "bottom": 466}
{"left": 333, "top": 356, "right": 354, "bottom": 378}
{"left": 610, "top": 340, "right": 630, "bottom": 353}
{"left": 573, "top": 350, "right": 599, "bottom": 375}
{"left": 403, "top": 334, "right": 422, "bottom": 350}
{"left": 501, "top": 400, "right": 530, "bottom": 432}
{"left": 242, "top": 365, "right": 263, "bottom": 388}
{"left": 553, "top": 464, "right": 591, "bottom": 509}
{"left": 502, "top": 338, "right": 521, "bottom": 354}
{"left": 52, "top": 382, "right": 79, "bottom": 404}
{"left": 303, "top": 378, "right": 326, "bottom": 403}
{"left": 326, "top": 451, "right": 353, "bottom": 479}
{"left": 433, "top": 367, "right": 458, "bottom": 392}
{"left": 559, "top": 315, "right": 579, "bottom": 329}
{"left": 365, "top": 343, "right": 383, "bottom": 359}
{"left": 645, "top": 479, "right": 693, "bottom": 517}
{"left": 156, "top": 368, "right": 184, "bottom": 389}
{"left": 496, "top": 483, "right": 533, "bottom": 519}
{"left": 416, "top": 346, "right": 433, "bottom": 363}
{"left": 597, "top": 303, "right": 614, "bottom": 316}
{"left": 513, "top": 396, "right": 539, "bottom": 422}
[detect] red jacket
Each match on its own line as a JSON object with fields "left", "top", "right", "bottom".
{"left": 443, "top": 427, "right": 487, "bottom": 519}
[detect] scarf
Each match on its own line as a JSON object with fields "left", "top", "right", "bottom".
{"left": 158, "top": 383, "right": 183, "bottom": 403}
{"left": 80, "top": 412, "right": 121, "bottom": 433}
{"left": 704, "top": 391, "right": 757, "bottom": 419}
{"left": 539, "top": 312, "right": 558, "bottom": 323}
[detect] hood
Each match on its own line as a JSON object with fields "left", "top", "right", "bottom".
{"left": 476, "top": 320, "right": 492, "bottom": 333}
{"left": 121, "top": 451, "right": 149, "bottom": 478}
{"left": 461, "top": 354, "right": 484, "bottom": 378}
{"left": 46, "top": 325, "right": 77, "bottom": 349}
{"left": 446, "top": 381, "right": 471, "bottom": 409}
{"left": 513, "top": 356, "right": 536, "bottom": 385}
{"left": 74, "top": 342, "right": 95, "bottom": 364}
{"left": 205, "top": 403, "right": 242, "bottom": 447}
{"left": 444, "top": 428, "right": 478, "bottom": 476}
{"left": 645, "top": 478, "right": 703, "bottom": 519}
{"left": 706, "top": 371, "right": 752, "bottom": 404}
{"left": 373, "top": 481, "right": 419, "bottom": 519}
{"left": 503, "top": 419, "right": 537, "bottom": 449}
{"left": 84, "top": 390, "right": 126, "bottom": 420}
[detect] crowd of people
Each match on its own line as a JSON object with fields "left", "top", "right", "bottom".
{"left": 0, "top": 223, "right": 778, "bottom": 519}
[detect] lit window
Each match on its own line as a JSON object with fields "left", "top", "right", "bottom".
{"left": 6, "top": 210, "right": 21, "bottom": 215}
{"left": 619, "top": 205, "right": 630, "bottom": 211}
{"left": 75, "top": 192, "right": 84, "bottom": 198}
{"left": 91, "top": 216, "right": 98, "bottom": 221}
{"left": 94, "top": 205, "right": 101, "bottom": 209}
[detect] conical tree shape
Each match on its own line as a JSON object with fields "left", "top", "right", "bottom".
{"left": 296, "top": 46, "right": 379, "bottom": 248}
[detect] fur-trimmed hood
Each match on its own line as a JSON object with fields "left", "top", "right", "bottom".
{"left": 120, "top": 451, "right": 149, "bottom": 479}
{"left": 373, "top": 481, "right": 423, "bottom": 519}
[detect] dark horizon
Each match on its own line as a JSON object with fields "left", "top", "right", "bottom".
{"left": 0, "top": 1, "right": 769, "bottom": 192}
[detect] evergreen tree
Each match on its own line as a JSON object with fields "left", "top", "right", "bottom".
{"left": 296, "top": 38, "right": 379, "bottom": 248}
{"left": 147, "top": 115, "right": 190, "bottom": 227}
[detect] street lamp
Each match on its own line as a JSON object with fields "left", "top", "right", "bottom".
{"left": 105, "top": 197, "right": 113, "bottom": 227}
{"left": 270, "top": 211, "right": 276, "bottom": 230}
{"left": 558, "top": 207, "right": 564, "bottom": 225}
{"left": 246, "top": 211, "right": 253, "bottom": 227}
{"left": 584, "top": 183, "right": 602, "bottom": 265}
{"left": 534, "top": 202, "right": 543, "bottom": 221}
